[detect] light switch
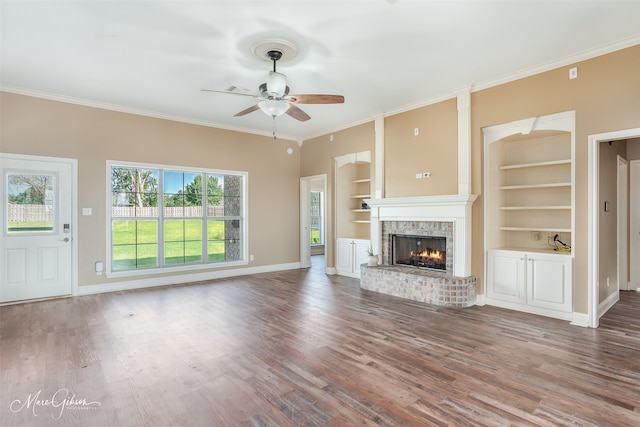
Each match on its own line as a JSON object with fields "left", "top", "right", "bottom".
{"left": 82, "top": 208, "right": 92, "bottom": 216}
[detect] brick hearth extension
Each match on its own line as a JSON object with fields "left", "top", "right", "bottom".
{"left": 360, "top": 264, "right": 477, "bottom": 308}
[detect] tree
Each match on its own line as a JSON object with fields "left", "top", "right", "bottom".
{"left": 7, "top": 175, "right": 52, "bottom": 205}
{"left": 111, "top": 167, "right": 158, "bottom": 207}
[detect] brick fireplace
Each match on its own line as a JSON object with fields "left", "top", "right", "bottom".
{"left": 360, "top": 194, "right": 478, "bottom": 308}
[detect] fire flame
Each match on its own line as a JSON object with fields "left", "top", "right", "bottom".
{"left": 411, "top": 249, "right": 444, "bottom": 261}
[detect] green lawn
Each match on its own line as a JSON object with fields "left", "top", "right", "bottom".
{"left": 310, "top": 227, "right": 321, "bottom": 244}
{"left": 112, "top": 219, "right": 227, "bottom": 270}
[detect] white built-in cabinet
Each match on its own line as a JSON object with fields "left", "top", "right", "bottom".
{"left": 335, "top": 151, "right": 371, "bottom": 278}
{"left": 336, "top": 238, "right": 370, "bottom": 278}
{"left": 483, "top": 111, "right": 575, "bottom": 320}
{"left": 487, "top": 249, "right": 572, "bottom": 318}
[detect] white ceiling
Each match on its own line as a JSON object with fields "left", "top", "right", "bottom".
{"left": 1, "top": 1, "right": 639, "bottom": 141}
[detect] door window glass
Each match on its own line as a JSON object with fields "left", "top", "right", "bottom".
{"left": 6, "top": 172, "right": 56, "bottom": 234}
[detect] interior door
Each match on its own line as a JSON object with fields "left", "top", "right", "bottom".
{"left": 1, "top": 155, "right": 74, "bottom": 303}
{"left": 617, "top": 156, "right": 628, "bottom": 290}
{"left": 631, "top": 160, "right": 640, "bottom": 290}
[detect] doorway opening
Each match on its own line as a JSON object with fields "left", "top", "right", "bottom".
{"left": 300, "top": 174, "right": 327, "bottom": 270}
{"left": 588, "top": 128, "right": 640, "bottom": 328}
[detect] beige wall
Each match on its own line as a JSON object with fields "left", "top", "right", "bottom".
{"left": 384, "top": 98, "right": 458, "bottom": 197}
{"left": 473, "top": 45, "right": 640, "bottom": 313}
{"left": 300, "top": 123, "right": 375, "bottom": 267}
{"left": 301, "top": 44, "right": 640, "bottom": 315}
{"left": 3, "top": 44, "right": 639, "bottom": 311}
{"left": 1, "top": 92, "right": 302, "bottom": 287}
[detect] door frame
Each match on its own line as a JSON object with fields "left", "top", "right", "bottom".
{"left": 0, "top": 152, "right": 79, "bottom": 301}
{"left": 299, "top": 174, "right": 327, "bottom": 269}
{"left": 588, "top": 128, "right": 640, "bottom": 327}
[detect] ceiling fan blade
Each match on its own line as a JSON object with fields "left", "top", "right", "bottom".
{"left": 286, "top": 104, "right": 311, "bottom": 122}
{"left": 234, "top": 104, "right": 260, "bottom": 117}
{"left": 285, "top": 94, "right": 344, "bottom": 104}
{"left": 201, "top": 89, "right": 260, "bottom": 99}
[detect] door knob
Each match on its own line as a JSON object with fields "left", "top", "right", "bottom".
{"left": 59, "top": 237, "right": 70, "bottom": 242}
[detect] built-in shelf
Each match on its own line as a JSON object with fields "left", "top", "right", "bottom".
{"left": 499, "top": 182, "right": 571, "bottom": 190}
{"left": 499, "top": 226, "right": 572, "bottom": 232}
{"left": 499, "top": 159, "right": 571, "bottom": 170}
{"left": 500, "top": 206, "right": 571, "bottom": 210}
{"left": 335, "top": 150, "right": 371, "bottom": 244}
{"left": 483, "top": 110, "right": 575, "bottom": 321}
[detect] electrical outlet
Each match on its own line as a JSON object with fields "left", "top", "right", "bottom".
{"left": 606, "top": 276, "right": 610, "bottom": 287}
{"left": 414, "top": 128, "right": 419, "bottom": 136}
{"left": 531, "top": 231, "right": 540, "bottom": 241}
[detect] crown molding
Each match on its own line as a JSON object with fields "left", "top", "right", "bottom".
{"left": 0, "top": 86, "right": 299, "bottom": 142}
{"left": 3, "top": 35, "right": 638, "bottom": 144}
{"left": 472, "top": 34, "right": 640, "bottom": 92}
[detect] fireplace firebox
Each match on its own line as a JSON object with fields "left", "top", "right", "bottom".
{"left": 392, "top": 234, "right": 446, "bottom": 272}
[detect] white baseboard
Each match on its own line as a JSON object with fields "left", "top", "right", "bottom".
{"left": 78, "top": 262, "right": 301, "bottom": 296}
{"left": 570, "top": 312, "right": 590, "bottom": 327}
{"left": 325, "top": 267, "right": 337, "bottom": 275}
{"left": 598, "top": 290, "right": 620, "bottom": 318}
{"left": 475, "top": 294, "right": 486, "bottom": 306}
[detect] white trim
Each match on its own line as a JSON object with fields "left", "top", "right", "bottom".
{"left": 78, "top": 262, "right": 301, "bottom": 296}
{"left": 0, "top": 86, "right": 299, "bottom": 142}
{"left": 482, "top": 298, "right": 573, "bottom": 322}
{"left": 455, "top": 87, "right": 472, "bottom": 195}
{"left": 588, "top": 128, "right": 640, "bottom": 328}
{"left": 374, "top": 114, "right": 385, "bottom": 199}
{"left": 570, "top": 312, "right": 590, "bottom": 328}
{"left": 6, "top": 37, "right": 638, "bottom": 145}
{"left": 303, "top": 36, "right": 640, "bottom": 142}
{"left": 0, "top": 153, "right": 79, "bottom": 298}
{"left": 599, "top": 289, "right": 620, "bottom": 319}
{"left": 106, "top": 160, "right": 249, "bottom": 277}
{"left": 366, "top": 194, "right": 477, "bottom": 277}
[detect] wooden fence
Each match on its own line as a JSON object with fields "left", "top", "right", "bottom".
{"left": 8, "top": 205, "right": 227, "bottom": 221}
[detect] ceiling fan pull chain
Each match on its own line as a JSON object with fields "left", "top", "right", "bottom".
{"left": 273, "top": 116, "right": 277, "bottom": 140}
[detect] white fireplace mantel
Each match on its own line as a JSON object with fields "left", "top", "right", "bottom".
{"left": 366, "top": 194, "right": 477, "bottom": 277}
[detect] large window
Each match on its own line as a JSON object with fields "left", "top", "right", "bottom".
{"left": 109, "top": 162, "right": 246, "bottom": 275}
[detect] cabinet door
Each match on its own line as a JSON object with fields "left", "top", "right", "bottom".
{"left": 487, "top": 250, "right": 526, "bottom": 304}
{"left": 336, "top": 238, "right": 354, "bottom": 274}
{"left": 527, "top": 253, "right": 572, "bottom": 312}
{"left": 353, "top": 239, "right": 370, "bottom": 276}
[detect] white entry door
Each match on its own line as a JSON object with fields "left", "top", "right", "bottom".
{"left": 1, "top": 155, "right": 75, "bottom": 303}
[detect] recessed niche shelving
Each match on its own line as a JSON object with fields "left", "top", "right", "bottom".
{"left": 483, "top": 110, "right": 575, "bottom": 320}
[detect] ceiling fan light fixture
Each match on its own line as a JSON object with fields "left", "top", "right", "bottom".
{"left": 258, "top": 99, "right": 290, "bottom": 117}
{"left": 266, "top": 71, "right": 287, "bottom": 97}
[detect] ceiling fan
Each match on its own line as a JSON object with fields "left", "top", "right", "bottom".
{"left": 202, "top": 49, "right": 344, "bottom": 122}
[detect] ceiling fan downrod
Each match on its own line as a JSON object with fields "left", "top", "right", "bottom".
{"left": 267, "top": 50, "right": 283, "bottom": 72}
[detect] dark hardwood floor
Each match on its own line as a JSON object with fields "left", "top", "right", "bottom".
{"left": 1, "top": 256, "right": 639, "bottom": 426}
